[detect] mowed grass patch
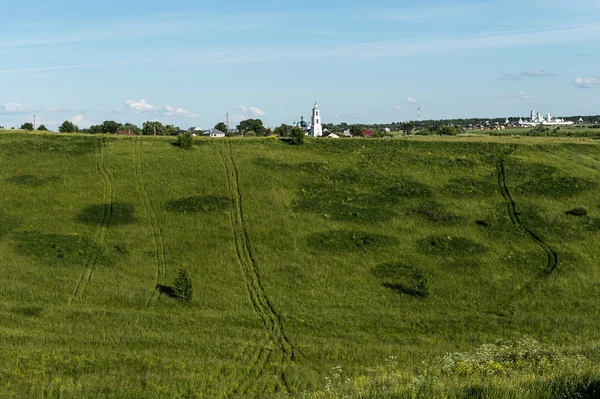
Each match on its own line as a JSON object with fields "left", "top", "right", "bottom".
{"left": 5, "top": 174, "right": 62, "bottom": 187}
{"left": 417, "top": 235, "right": 487, "bottom": 256}
{"left": 0, "top": 210, "right": 21, "bottom": 237}
{"left": 13, "top": 231, "right": 102, "bottom": 267}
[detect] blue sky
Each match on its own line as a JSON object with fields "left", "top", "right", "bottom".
{"left": 0, "top": 0, "right": 599, "bottom": 130}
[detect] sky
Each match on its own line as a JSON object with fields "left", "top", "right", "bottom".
{"left": 0, "top": 0, "right": 599, "bottom": 130}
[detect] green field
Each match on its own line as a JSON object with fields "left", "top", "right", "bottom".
{"left": 1, "top": 132, "right": 599, "bottom": 398}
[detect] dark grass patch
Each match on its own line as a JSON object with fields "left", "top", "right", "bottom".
{"left": 475, "top": 220, "right": 489, "bottom": 227}
{"left": 503, "top": 160, "right": 558, "bottom": 179}
{"left": 566, "top": 206, "right": 588, "bottom": 217}
{"left": 516, "top": 176, "right": 596, "bottom": 197}
{"left": 307, "top": 230, "right": 396, "bottom": 251}
{"left": 0, "top": 136, "right": 97, "bottom": 157}
{"left": 14, "top": 231, "right": 102, "bottom": 267}
{"left": 0, "top": 210, "right": 21, "bottom": 238}
{"left": 253, "top": 157, "right": 326, "bottom": 175}
{"left": 75, "top": 203, "right": 136, "bottom": 226}
{"left": 444, "top": 177, "right": 498, "bottom": 197}
{"left": 165, "top": 195, "right": 229, "bottom": 213}
{"left": 6, "top": 174, "right": 62, "bottom": 187}
{"left": 518, "top": 205, "right": 583, "bottom": 240}
{"left": 407, "top": 201, "right": 463, "bottom": 224}
{"left": 422, "top": 156, "right": 476, "bottom": 168}
{"left": 10, "top": 305, "right": 44, "bottom": 317}
{"left": 371, "top": 262, "right": 411, "bottom": 280}
{"left": 294, "top": 183, "right": 398, "bottom": 223}
{"left": 417, "top": 235, "right": 486, "bottom": 256}
{"left": 387, "top": 178, "right": 432, "bottom": 198}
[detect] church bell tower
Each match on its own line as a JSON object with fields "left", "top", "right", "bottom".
{"left": 310, "top": 102, "right": 323, "bottom": 137}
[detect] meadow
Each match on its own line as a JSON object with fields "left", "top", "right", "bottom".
{"left": 0, "top": 131, "right": 599, "bottom": 398}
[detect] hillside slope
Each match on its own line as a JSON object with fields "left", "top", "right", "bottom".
{"left": 0, "top": 133, "right": 599, "bottom": 398}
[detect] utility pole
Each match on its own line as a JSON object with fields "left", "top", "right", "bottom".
{"left": 33, "top": 113, "right": 36, "bottom": 130}
{"left": 226, "top": 113, "right": 229, "bottom": 132}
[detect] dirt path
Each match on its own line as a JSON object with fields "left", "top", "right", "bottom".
{"left": 219, "top": 142, "right": 294, "bottom": 395}
{"left": 71, "top": 137, "right": 114, "bottom": 302}
{"left": 133, "top": 137, "right": 168, "bottom": 308}
{"left": 496, "top": 157, "right": 558, "bottom": 275}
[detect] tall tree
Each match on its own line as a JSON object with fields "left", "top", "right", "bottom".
{"left": 20, "top": 122, "right": 34, "bottom": 131}
{"left": 37, "top": 125, "right": 48, "bottom": 131}
{"left": 142, "top": 121, "right": 166, "bottom": 136}
{"left": 214, "top": 122, "right": 228, "bottom": 133}
{"left": 274, "top": 124, "right": 292, "bottom": 137}
{"left": 59, "top": 120, "right": 78, "bottom": 133}
{"left": 101, "top": 120, "right": 122, "bottom": 134}
{"left": 237, "top": 119, "right": 265, "bottom": 136}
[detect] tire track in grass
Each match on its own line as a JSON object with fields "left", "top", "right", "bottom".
{"left": 219, "top": 142, "right": 294, "bottom": 395}
{"left": 71, "top": 137, "right": 114, "bottom": 302}
{"left": 133, "top": 137, "right": 168, "bottom": 308}
{"left": 497, "top": 157, "right": 559, "bottom": 275}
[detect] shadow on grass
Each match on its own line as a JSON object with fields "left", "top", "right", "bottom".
{"left": 10, "top": 305, "right": 44, "bottom": 317}
{"left": 407, "top": 201, "right": 463, "bottom": 225}
{"left": 75, "top": 203, "right": 136, "bottom": 226}
{"left": 6, "top": 174, "right": 62, "bottom": 187}
{"left": 165, "top": 195, "right": 229, "bottom": 213}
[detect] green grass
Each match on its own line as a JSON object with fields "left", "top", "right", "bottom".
{"left": 1, "top": 132, "right": 599, "bottom": 398}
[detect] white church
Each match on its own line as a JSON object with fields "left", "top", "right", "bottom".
{"left": 294, "top": 102, "right": 323, "bottom": 137}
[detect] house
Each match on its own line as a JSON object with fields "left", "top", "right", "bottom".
{"left": 343, "top": 129, "right": 351, "bottom": 137}
{"left": 117, "top": 130, "right": 135, "bottom": 136}
{"left": 384, "top": 128, "right": 391, "bottom": 133}
{"left": 203, "top": 128, "right": 226, "bottom": 138}
{"left": 324, "top": 133, "right": 340, "bottom": 139}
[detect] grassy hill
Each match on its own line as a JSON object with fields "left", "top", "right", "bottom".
{"left": 0, "top": 132, "right": 599, "bottom": 398}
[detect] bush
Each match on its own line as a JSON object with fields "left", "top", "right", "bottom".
{"left": 175, "top": 132, "right": 193, "bottom": 149}
{"left": 290, "top": 126, "right": 305, "bottom": 145}
{"left": 173, "top": 269, "right": 193, "bottom": 302}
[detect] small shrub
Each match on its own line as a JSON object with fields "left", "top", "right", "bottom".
{"left": 175, "top": 132, "right": 193, "bottom": 149}
{"left": 290, "top": 127, "right": 306, "bottom": 145}
{"left": 411, "top": 267, "right": 431, "bottom": 297}
{"left": 173, "top": 269, "right": 193, "bottom": 302}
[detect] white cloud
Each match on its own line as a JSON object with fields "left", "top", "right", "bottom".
{"left": 494, "top": 91, "right": 535, "bottom": 99}
{"left": 3, "top": 102, "right": 24, "bottom": 113}
{"left": 521, "top": 69, "right": 557, "bottom": 77}
{"left": 71, "top": 115, "right": 91, "bottom": 128}
{"left": 238, "top": 105, "right": 265, "bottom": 116}
{"left": 123, "top": 99, "right": 198, "bottom": 118}
{"left": 573, "top": 76, "right": 600, "bottom": 89}
{"left": 393, "top": 105, "right": 403, "bottom": 110}
{"left": 125, "top": 98, "right": 157, "bottom": 112}
{"left": 407, "top": 97, "right": 417, "bottom": 103}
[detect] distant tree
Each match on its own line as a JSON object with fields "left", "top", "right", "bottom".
{"left": 59, "top": 120, "right": 78, "bottom": 133}
{"left": 349, "top": 125, "right": 364, "bottom": 137}
{"left": 142, "top": 121, "right": 166, "bottom": 136}
{"left": 274, "top": 124, "right": 292, "bottom": 137}
{"left": 214, "top": 122, "right": 228, "bottom": 133}
{"left": 290, "top": 126, "right": 306, "bottom": 145}
{"left": 237, "top": 119, "right": 265, "bottom": 136}
{"left": 20, "top": 122, "right": 34, "bottom": 131}
{"left": 87, "top": 125, "right": 103, "bottom": 134}
{"left": 37, "top": 125, "right": 48, "bottom": 131}
{"left": 101, "top": 120, "right": 122, "bottom": 134}
{"left": 164, "top": 124, "right": 182, "bottom": 136}
{"left": 172, "top": 269, "right": 193, "bottom": 302}
{"left": 402, "top": 122, "right": 415, "bottom": 135}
